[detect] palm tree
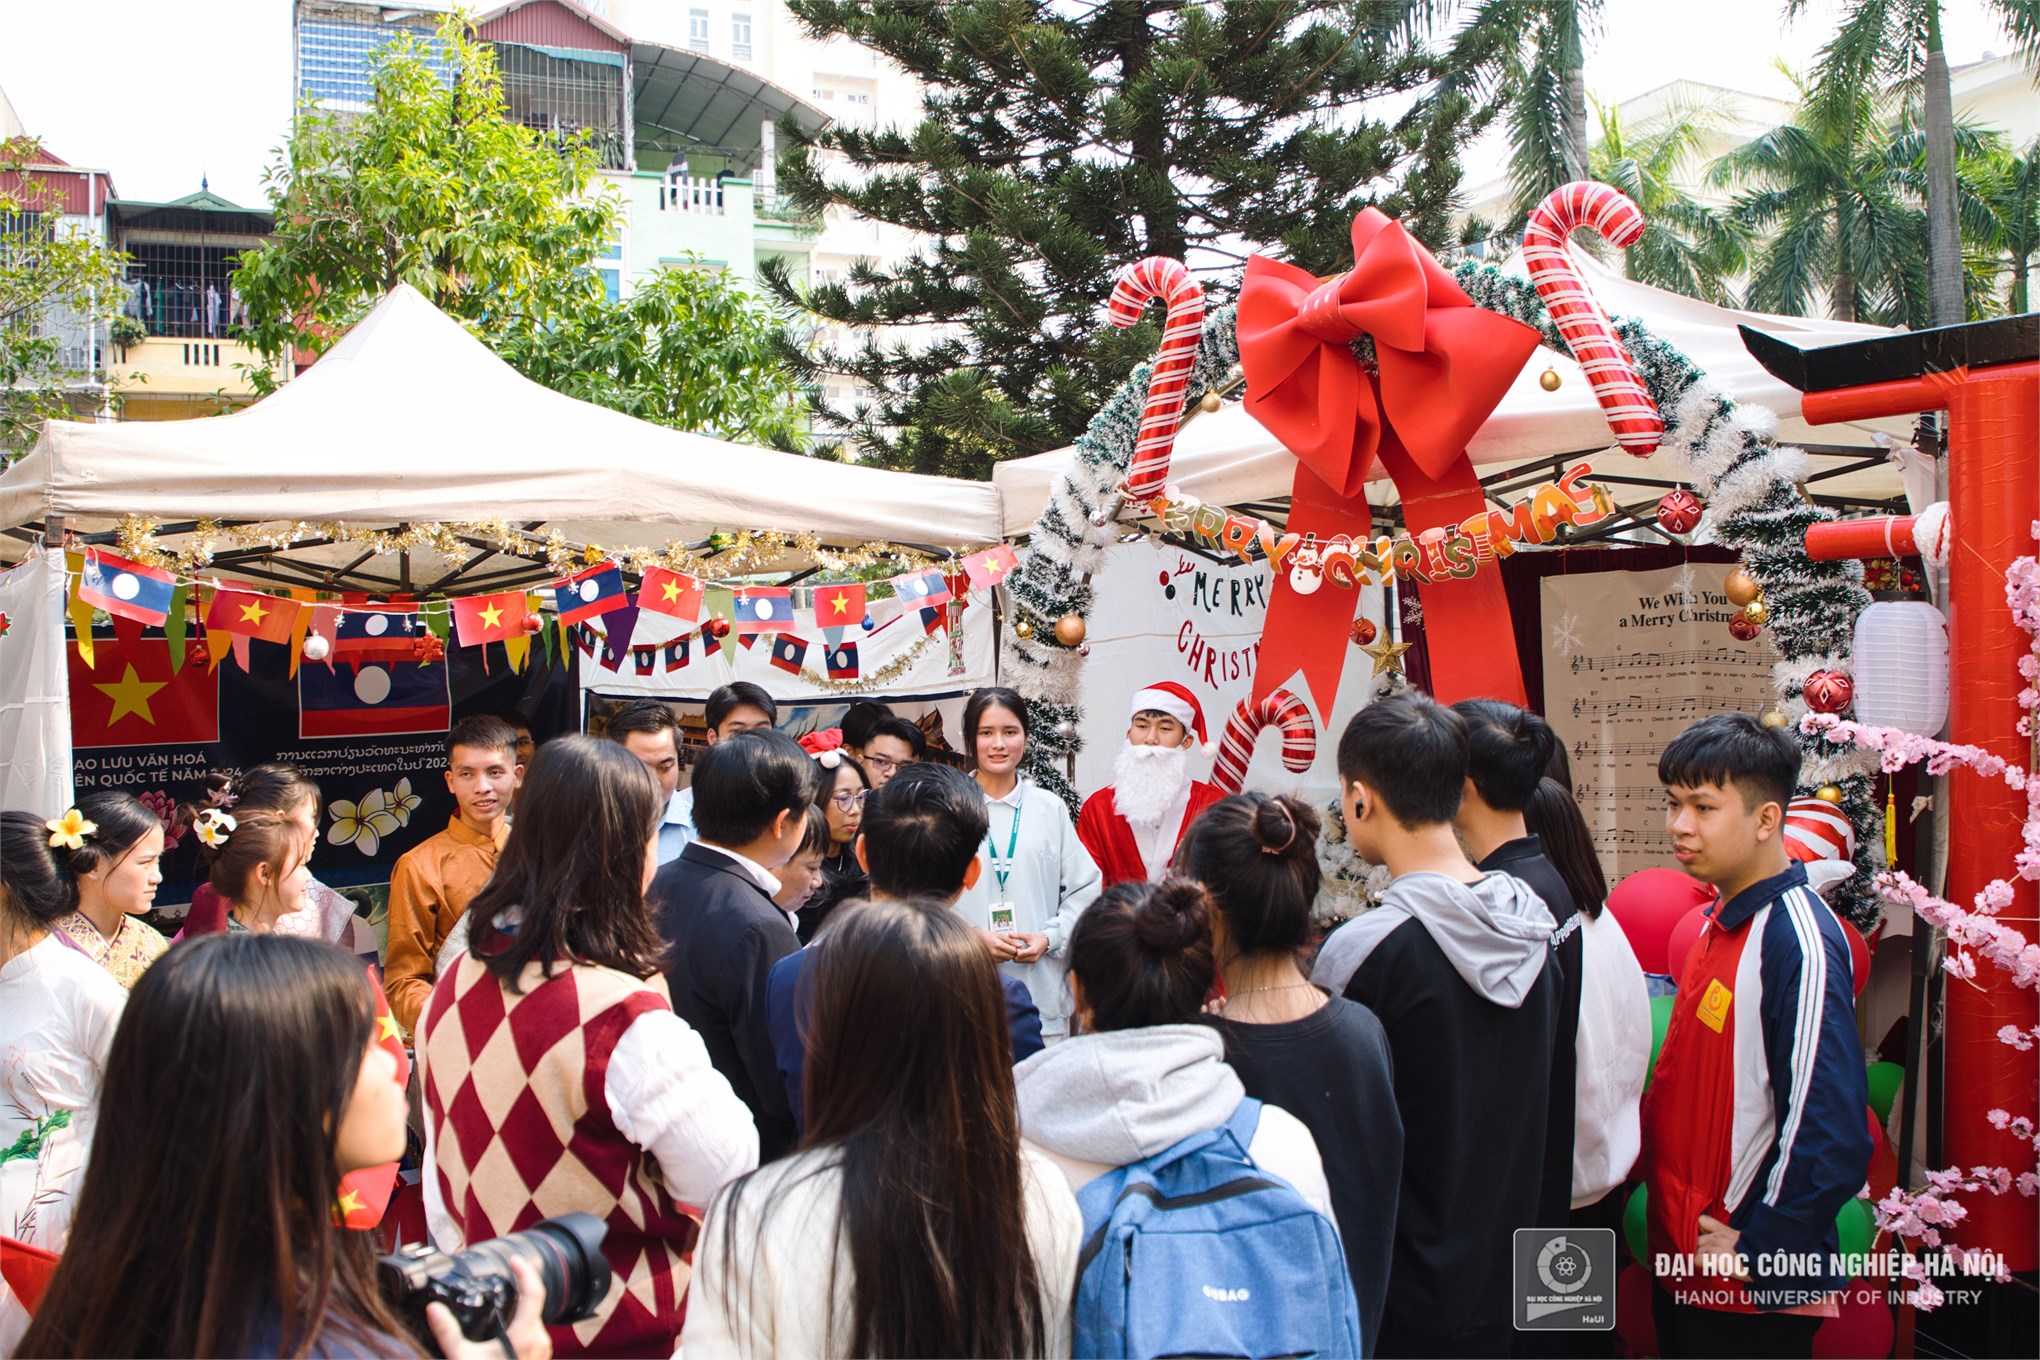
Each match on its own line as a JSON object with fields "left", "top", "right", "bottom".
{"left": 1979, "top": 138, "right": 2040, "bottom": 311}
{"left": 1786, "top": 0, "right": 2040, "bottom": 327}
{"left": 1439, "top": 0, "right": 1604, "bottom": 228}
{"left": 1588, "top": 96, "right": 1748, "bottom": 304}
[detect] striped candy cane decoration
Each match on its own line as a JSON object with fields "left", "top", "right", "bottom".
{"left": 1210, "top": 688, "right": 1316, "bottom": 795}
{"left": 1522, "top": 182, "right": 1663, "bottom": 456}
{"left": 1109, "top": 257, "right": 1206, "bottom": 501}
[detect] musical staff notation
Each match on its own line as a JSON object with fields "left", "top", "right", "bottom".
{"left": 1568, "top": 648, "right": 1748, "bottom": 674}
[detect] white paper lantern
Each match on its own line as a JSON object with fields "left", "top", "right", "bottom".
{"left": 1851, "top": 600, "right": 1948, "bottom": 736}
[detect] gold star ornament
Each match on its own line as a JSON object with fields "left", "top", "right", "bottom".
{"left": 1361, "top": 636, "right": 1412, "bottom": 677}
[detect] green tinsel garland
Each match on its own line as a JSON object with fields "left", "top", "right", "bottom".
{"left": 1010, "top": 264, "right": 1882, "bottom": 930}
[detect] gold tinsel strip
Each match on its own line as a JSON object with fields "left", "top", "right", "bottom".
{"left": 110, "top": 516, "right": 963, "bottom": 586}
{"left": 793, "top": 634, "right": 939, "bottom": 693}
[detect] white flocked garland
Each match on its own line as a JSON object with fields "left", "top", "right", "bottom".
{"left": 1006, "top": 267, "right": 1883, "bottom": 931}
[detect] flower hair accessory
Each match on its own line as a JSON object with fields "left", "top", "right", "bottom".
{"left": 800, "top": 727, "right": 847, "bottom": 768}
{"left": 194, "top": 808, "right": 237, "bottom": 849}
{"left": 45, "top": 808, "right": 97, "bottom": 851}
{"left": 206, "top": 779, "right": 239, "bottom": 809}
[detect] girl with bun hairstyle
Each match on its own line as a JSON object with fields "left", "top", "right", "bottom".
{"left": 0, "top": 810, "right": 129, "bottom": 1349}
{"left": 1179, "top": 793, "right": 1404, "bottom": 1355}
{"left": 1014, "top": 877, "right": 1334, "bottom": 1218}
{"left": 181, "top": 810, "right": 314, "bottom": 937}
{"left": 179, "top": 765, "right": 357, "bottom": 943}
{"left": 44, "top": 791, "right": 167, "bottom": 989}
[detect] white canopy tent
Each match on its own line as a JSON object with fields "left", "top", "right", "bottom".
{"left": 0, "top": 284, "right": 1004, "bottom": 589}
{"left": 993, "top": 253, "right": 1921, "bottom": 537}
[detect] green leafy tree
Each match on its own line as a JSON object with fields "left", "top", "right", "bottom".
{"left": 1785, "top": 0, "right": 2039, "bottom": 326}
{"left": 235, "top": 14, "right": 807, "bottom": 445}
{"left": 771, "top": 0, "right": 1488, "bottom": 478}
{"left": 1978, "top": 136, "right": 2040, "bottom": 311}
{"left": 497, "top": 263, "right": 811, "bottom": 450}
{"left": 1439, "top": 0, "right": 1602, "bottom": 228}
{"left": 1587, "top": 96, "right": 1747, "bottom": 304}
{"left": 1, "top": 139, "right": 128, "bottom": 459}
{"left": 1708, "top": 68, "right": 2000, "bottom": 325}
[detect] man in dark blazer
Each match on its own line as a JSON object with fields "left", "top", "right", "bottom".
{"left": 647, "top": 727, "right": 817, "bottom": 1162}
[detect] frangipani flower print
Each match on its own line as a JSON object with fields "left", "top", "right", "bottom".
{"left": 328, "top": 788, "right": 402, "bottom": 857}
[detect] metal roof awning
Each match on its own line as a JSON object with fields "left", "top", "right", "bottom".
{"left": 630, "top": 41, "right": 829, "bottom": 159}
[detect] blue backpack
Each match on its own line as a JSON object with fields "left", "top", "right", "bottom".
{"left": 1072, "top": 1097, "right": 1364, "bottom": 1359}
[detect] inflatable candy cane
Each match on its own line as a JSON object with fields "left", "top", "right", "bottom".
{"left": 1522, "top": 182, "right": 1663, "bottom": 456}
{"left": 1109, "top": 257, "right": 1206, "bottom": 501}
{"left": 1210, "top": 687, "right": 1316, "bottom": 795}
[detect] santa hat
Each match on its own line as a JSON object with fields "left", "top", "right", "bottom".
{"left": 1130, "top": 682, "right": 1212, "bottom": 752}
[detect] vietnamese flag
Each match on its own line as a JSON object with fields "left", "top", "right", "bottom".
{"left": 69, "top": 636, "right": 220, "bottom": 748}
{"left": 334, "top": 965, "right": 410, "bottom": 1229}
{"left": 812, "top": 582, "right": 866, "bottom": 629}
{"left": 639, "top": 566, "right": 703, "bottom": 622}
{"left": 963, "top": 544, "right": 1020, "bottom": 591}
{"left": 450, "top": 590, "right": 527, "bottom": 647}
{"left": 206, "top": 586, "right": 299, "bottom": 645}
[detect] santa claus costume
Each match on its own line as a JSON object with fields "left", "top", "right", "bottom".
{"left": 1078, "top": 682, "right": 1225, "bottom": 887}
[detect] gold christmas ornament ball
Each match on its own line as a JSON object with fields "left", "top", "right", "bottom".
{"left": 1742, "top": 599, "right": 1770, "bottom": 626}
{"left": 1724, "top": 567, "right": 1762, "bottom": 607}
{"left": 1539, "top": 366, "right": 1563, "bottom": 392}
{"left": 1814, "top": 784, "right": 1844, "bottom": 805}
{"left": 1013, "top": 616, "right": 1034, "bottom": 641}
{"left": 1199, "top": 390, "right": 1223, "bottom": 413}
{"left": 1053, "top": 612, "right": 1087, "bottom": 648}
{"left": 1760, "top": 708, "right": 1791, "bottom": 729}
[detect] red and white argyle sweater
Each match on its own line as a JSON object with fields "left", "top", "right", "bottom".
{"left": 421, "top": 955, "right": 701, "bottom": 1358}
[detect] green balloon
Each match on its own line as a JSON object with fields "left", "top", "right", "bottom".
{"left": 1646, "top": 994, "right": 1676, "bottom": 1089}
{"left": 1865, "top": 1062, "right": 1903, "bottom": 1124}
{"left": 1625, "top": 1184, "right": 1649, "bottom": 1266}
{"left": 1836, "top": 1196, "right": 1873, "bottom": 1260}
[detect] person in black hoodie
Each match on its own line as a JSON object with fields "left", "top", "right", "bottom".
{"left": 1311, "top": 693, "right": 1560, "bottom": 1358}
{"left": 1451, "top": 703, "right": 1582, "bottom": 1264}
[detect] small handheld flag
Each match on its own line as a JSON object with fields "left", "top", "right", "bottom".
{"left": 78, "top": 550, "right": 177, "bottom": 626}
{"left": 639, "top": 566, "right": 704, "bottom": 622}
{"left": 451, "top": 590, "right": 527, "bottom": 647}
{"left": 205, "top": 586, "right": 300, "bottom": 645}
{"left": 963, "top": 545, "right": 1020, "bottom": 591}
{"left": 813, "top": 582, "right": 867, "bottom": 628}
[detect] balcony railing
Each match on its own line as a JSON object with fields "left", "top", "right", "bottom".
{"left": 659, "top": 175, "right": 729, "bottom": 215}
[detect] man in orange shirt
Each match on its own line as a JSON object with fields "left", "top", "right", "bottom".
{"left": 383, "top": 714, "right": 522, "bottom": 1033}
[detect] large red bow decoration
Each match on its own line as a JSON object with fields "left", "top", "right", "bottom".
{"left": 1238, "top": 208, "right": 1538, "bottom": 713}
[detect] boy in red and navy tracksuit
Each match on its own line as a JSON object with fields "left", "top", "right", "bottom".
{"left": 1641, "top": 713, "right": 1872, "bottom": 1358}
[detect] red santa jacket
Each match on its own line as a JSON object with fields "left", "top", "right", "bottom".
{"left": 1077, "top": 780, "right": 1224, "bottom": 887}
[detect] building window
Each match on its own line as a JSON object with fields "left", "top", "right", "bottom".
{"left": 845, "top": 91, "right": 871, "bottom": 104}
{"left": 688, "top": 8, "right": 710, "bottom": 52}
{"left": 732, "top": 13, "right": 752, "bottom": 60}
{"left": 811, "top": 87, "right": 835, "bottom": 101}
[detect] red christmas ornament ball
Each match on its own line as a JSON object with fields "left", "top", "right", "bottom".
{"left": 187, "top": 640, "right": 209, "bottom": 667}
{"left": 1729, "top": 615, "right": 1762, "bottom": 642}
{"left": 1350, "top": 618, "right": 1378, "bottom": 646}
{"left": 706, "top": 616, "right": 731, "bottom": 639}
{"left": 1656, "top": 489, "right": 1704, "bottom": 535}
{"left": 1802, "top": 669, "right": 1854, "bottom": 714}
{"left": 520, "top": 612, "right": 544, "bottom": 633}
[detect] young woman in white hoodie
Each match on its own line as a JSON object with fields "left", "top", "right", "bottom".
{"left": 683, "top": 897, "right": 1081, "bottom": 1359}
{"left": 1014, "top": 876, "right": 1333, "bottom": 1215}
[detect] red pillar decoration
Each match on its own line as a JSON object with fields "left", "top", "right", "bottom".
{"left": 1801, "top": 361, "right": 2040, "bottom": 1270}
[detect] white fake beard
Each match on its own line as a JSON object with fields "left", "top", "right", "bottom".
{"left": 1112, "top": 741, "right": 1191, "bottom": 827}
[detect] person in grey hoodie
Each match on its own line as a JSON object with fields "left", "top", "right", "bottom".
{"left": 1311, "top": 694, "right": 1560, "bottom": 1359}
{"left": 1015, "top": 878, "right": 1332, "bottom": 1217}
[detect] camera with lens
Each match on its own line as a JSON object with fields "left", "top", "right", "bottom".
{"left": 380, "top": 1212, "right": 612, "bottom": 1354}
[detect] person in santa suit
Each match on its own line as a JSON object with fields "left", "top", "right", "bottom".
{"left": 1078, "top": 682, "right": 1225, "bottom": 887}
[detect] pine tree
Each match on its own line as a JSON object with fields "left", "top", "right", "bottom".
{"left": 771, "top": 0, "right": 1489, "bottom": 478}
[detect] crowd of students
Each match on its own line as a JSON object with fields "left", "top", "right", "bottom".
{"left": 0, "top": 676, "right": 1875, "bottom": 1360}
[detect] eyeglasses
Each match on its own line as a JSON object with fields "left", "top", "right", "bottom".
{"left": 830, "top": 790, "right": 869, "bottom": 810}
{"left": 864, "top": 754, "right": 901, "bottom": 774}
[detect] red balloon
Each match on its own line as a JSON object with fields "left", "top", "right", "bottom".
{"left": 1617, "top": 1262, "right": 1659, "bottom": 1358}
{"left": 1607, "top": 868, "right": 1717, "bottom": 975}
{"left": 1838, "top": 916, "right": 1870, "bottom": 996}
{"left": 1867, "top": 1106, "right": 1898, "bottom": 1203}
{"left": 1812, "top": 1278, "right": 1894, "bottom": 1360}
{"left": 1666, "top": 904, "right": 1711, "bottom": 984}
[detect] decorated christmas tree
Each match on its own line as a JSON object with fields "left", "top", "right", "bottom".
{"left": 771, "top": 0, "right": 1490, "bottom": 477}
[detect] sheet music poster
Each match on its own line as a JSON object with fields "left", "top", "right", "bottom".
{"left": 1542, "top": 563, "right": 1778, "bottom": 884}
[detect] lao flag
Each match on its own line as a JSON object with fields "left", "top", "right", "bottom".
{"left": 557, "top": 563, "right": 628, "bottom": 624}
{"left": 825, "top": 641, "right": 859, "bottom": 680}
{"left": 334, "top": 608, "right": 419, "bottom": 659}
{"left": 891, "top": 568, "right": 950, "bottom": 610}
{"left": 813, "top": 582, "right": 866, "bottom": 628}
{"left": 299, "top": 659, "right": 450, "bottom": 740}
{"left": 78, "top": 550, "right": 176, "bottom": 626}
{"left": 769, "top": 634, "right": 809, "bottom": 675}
{"left": 639, "top": 566, "right": 703, "bottom": 622}
{"left": 734, "top": 587, "right": 794, "bottom": 635}
{"left": 69, "top": 637, "right": 220, "bottom": 748}
{"left": 206, "top": 587, "right": 300, "bottom": 645}
{"left": 963, "top": 544, "right": 1020, "bottom": 591}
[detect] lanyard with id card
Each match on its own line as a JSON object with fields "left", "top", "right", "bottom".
{"left": 986, "top": 795, "right": 1023, "bottom": 931}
